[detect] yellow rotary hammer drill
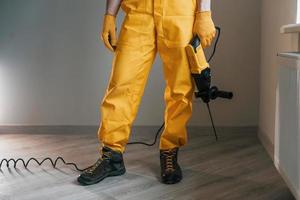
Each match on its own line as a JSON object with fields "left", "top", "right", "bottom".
{"left": 185, "top": 27, "right": 233, "bottom": 140}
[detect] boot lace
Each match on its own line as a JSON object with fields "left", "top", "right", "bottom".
{"left": 162, "top": 149, "right": 177, "bottom": 172}
{"left": 85, "top": 151, "right": 112, "bottom": 174}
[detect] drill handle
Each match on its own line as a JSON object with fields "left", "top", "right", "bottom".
{"left": 190, "top": 35, "right": 201, "bottom": 52}
{"left": 215, "top": 90, "right": 233, "bottom": 99}
{"left": 190, "top": 26, "right": 221, "bottom": 52}
{"left": 194, "top": 86, "right": 233, "bottom": 102}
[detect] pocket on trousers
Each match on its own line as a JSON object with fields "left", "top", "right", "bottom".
{"left": 117, "top": 13, "right": 155, "bottom": 47}
{"left": 121, "top": 0, "right": 145, "bottom": 13}
{"left": 117, "top": 14, "right": 142, "bottom": 46}
{"left": 164, "top": 0, "right": 196, "bottom": 16}
{"left": 162, "top": 16, "right": 194, "bottom": 48}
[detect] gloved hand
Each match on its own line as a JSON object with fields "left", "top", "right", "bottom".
{"left": 101, "top": 14, "right": 117, "bottom": 52}
{"left": 193, "top": 11, "right": 216, "bottom": 48}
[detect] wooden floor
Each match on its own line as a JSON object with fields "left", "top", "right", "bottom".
{"left": 0, "top": 126, "right": 295, "bottom": 200}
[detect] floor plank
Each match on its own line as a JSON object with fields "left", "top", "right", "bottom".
{"left": 0, "top": 126, "right": 295, "bottom": 200}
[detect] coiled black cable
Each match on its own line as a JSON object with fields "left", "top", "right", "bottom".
{"left": 0, "top": 157, "right": 89, "bottom": 172}
{"left": 0, "top": 27, "right": 221, "bottom": 172}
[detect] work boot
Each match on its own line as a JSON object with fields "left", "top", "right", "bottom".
{"left": 77, "top": 146, "right": 126, "bottom": 185}
{"left": 160, "top": 147, "right": 182, "bottom": 184}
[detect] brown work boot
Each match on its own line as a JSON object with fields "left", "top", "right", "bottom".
{"left": 77, "top": 146, "right": 126, "bottom": 185}
{"left": 160, "top": 147, "right": 182, "bottom": 184}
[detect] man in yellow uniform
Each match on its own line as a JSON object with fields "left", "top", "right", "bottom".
{"left": 78, "top": 0, "right": 216, "bottom": 185}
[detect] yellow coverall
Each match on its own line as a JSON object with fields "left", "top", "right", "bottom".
{"left": 98, "top": 0, "right": 198, "bottom": 153}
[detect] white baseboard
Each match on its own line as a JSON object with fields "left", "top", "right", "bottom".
{"left": 274, "top": 158, "right": 300, "bottom": 200}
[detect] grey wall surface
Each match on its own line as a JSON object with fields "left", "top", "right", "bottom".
{"left": 259, "top": 0, "right": 297, "bottom": 145}
{"left": 0, "top": 0, "right": 261, "bottom": 126}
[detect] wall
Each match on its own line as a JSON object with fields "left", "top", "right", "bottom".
{"left": 298, "top": 0, "right": 300, "bottom": 23}
{"left": 0, "top": 0, "right": 261, "bottom": 126}
{"left": 259, "top": 0, "right": 297, "bottom": 149}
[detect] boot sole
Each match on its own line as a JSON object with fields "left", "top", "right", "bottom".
{"left": 162, "top": 178, "right": 182, "bottom": 184}
{"left": 78, "top": 168, "right": 126, "bottom": 186}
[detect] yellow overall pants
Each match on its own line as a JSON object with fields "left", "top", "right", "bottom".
{"left": 98, "top": 0, "right": 197, "bottom": 153}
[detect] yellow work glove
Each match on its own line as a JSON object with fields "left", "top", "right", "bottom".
{"left": 101, "top": 14, "right": 117, "bottom": 52}
{"left": 193, "top": 11, "right": 216, "bottom": 48}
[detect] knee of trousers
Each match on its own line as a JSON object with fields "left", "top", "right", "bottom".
{"left": 100, "top": 82, "right": 143, "bottom": 122}
{"left": 97, "top": 84, "right": 144, "bottom": 153}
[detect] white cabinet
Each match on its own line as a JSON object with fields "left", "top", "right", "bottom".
{"left": 276, "top": 52, "right": 300, "bottom": 200}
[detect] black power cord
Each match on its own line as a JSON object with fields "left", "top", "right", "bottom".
{"left": 0, "top": 157, "right": 88, "bottom": 172}
{"left": 208, "top": 27, "right": 221, "bottom": 63}
{"left": 0, "top": 27, "right": 221, "bottom": 172}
